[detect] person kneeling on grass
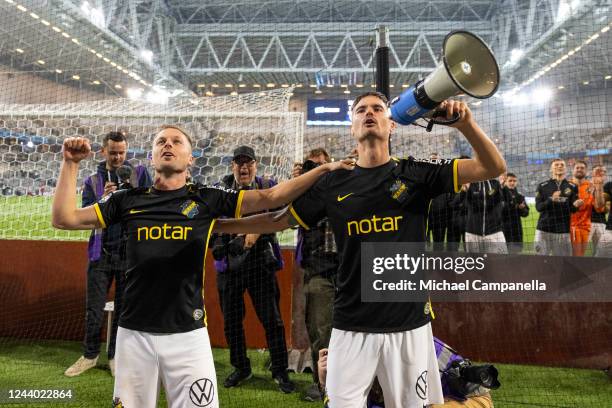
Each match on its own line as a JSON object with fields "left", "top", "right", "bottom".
{"left": 318, "top": 337, "right": 500, "bottom": 408}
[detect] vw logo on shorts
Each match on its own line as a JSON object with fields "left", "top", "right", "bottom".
{"left": 415, "top": 370, "right": 428, "bottom": 400}
{"left": 189, "top": 378, "right": 215, "bottom": 407}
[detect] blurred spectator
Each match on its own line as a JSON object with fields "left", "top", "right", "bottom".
{"left": 592, "top": 166, "right": 612, "bottom": 257}
{"left": 64, "top": 131, "right": 152, "bottom": 378}
{"left": 501, "top": 173, "right": 529, "bottom": 254}
{"left": 534, "top": 159, "right": 579, "bottom": 256}
{"left": 462, "top": 178, "right": 507, "bottom": 254}
{"left": 294, "top": 148, "right": 338, "bottom": 402}
{"left": 589, "top": 165, "right": 608, "bottom": 255}
{"left": 212, "top": 145, "right": 294, "bottom": 393}
{"left": 570, "top": 161, "right": 602, "bottom": 256}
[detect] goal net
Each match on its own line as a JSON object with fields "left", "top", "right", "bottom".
{"left": 0, "top": 88, "right": 301, "bottom": 241}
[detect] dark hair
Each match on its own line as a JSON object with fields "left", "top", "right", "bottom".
{"left": 158, "top": 124, "right": 194, "bottom": 147}
{"left": 351, "top": 91, "right": 388, "bottom": 111}
{"left": 506, "top": 172, "right": 517, "bottom": 178}
{"left": 307, "top": 148, "right": 330, "bottom": 162}
{"left": 574, "top": 159, "right": 587, "bottom": 167}
{"left": 103, "top": 131, "right": 127, "bottom": 146}
{"left": 551, "top": 158, "right": 564, "bottom": 164}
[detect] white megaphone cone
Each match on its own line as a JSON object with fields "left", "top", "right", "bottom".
{"left": 390, "top": 30, "right": 499, "bottom": 126}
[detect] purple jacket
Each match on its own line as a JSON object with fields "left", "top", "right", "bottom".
{"left": 83, "top": 161, "right": 152, "bottom": 261}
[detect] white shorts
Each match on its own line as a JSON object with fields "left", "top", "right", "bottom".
{"left": 534, "top": 230, "right": 571, "bottom": 256}
{"left": 596, "top": 229, "right": 612, "bottom": 258}
{"left": 326, "top": 323, "right": 443, "bottom": 408}
{"left": 589, "top": 222, "right": 606, "bottom": 255}
{"left": 113, "top": 327, "right": 218, "bottom": 408}
{"left": 464, "top": 231, "right": 507, "bottom": 254}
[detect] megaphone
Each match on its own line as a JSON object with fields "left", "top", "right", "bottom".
{"left": 390, "top": 30, "right": 499, "bottom": 126}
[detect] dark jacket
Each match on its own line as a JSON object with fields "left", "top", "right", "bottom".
{"left": 464, "top": 179, "right": 504, "bottom": 236}
{"left": 212, "top": 174, "right": 283, "bottom": 273}
{"left": 296, "top": 218, "right": 339, "bottom": 281}
{"left": 82, "top": 160, "right": 152, "bottom": 261}
{"left": 535, "top": 178, "right": 578, "bottom": 233}
{"left": 501, "top": 187, "right": 529, "bottom": 242}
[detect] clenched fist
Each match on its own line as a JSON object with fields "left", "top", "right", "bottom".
{"left": 63, "top": 137, "right": 91, "bottom": 163}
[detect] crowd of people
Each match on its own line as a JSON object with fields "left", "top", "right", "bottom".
{"left": 49, "top": 91, "right": 611, "bottom": 408}
{"left": 427, "top": 157, "right": 610, "bottom": 257}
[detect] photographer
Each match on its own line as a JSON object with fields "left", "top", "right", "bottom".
{"left": 293, "top": 148, "right": 339, "bottom": 402}
{"left": 64, "top": 131, "right": 152, "bottom": 377}
{"left": 212, "top": 146, "right": 294, "bottom": 393}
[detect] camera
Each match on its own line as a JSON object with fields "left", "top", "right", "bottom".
{"left": 301, "top": 159, "right": 320, "bottom": 174}
{"left": 116, "top": 165, "right": 133, "bottom": 190}
{"left": 444, "top": 359, "right": 500, "bottom": 400}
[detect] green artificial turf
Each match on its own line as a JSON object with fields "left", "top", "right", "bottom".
{"left": 0, "top": 339, "right": 610, "bottom": 407}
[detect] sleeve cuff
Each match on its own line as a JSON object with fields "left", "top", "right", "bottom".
{"left": 234, "top": 190, "right": 245, "bottom": 219}
{"left": 289, "top": 204, "right": 309, "bottom": 230}
{"left": 93, "top": 203, "right": 107, "bottom": 229}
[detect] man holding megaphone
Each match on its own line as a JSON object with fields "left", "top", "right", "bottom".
{"left": 215, "top": 30, "right": 506, "bottom": 408}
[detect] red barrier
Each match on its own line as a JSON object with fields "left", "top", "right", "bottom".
{"left": 0, "top": 240, "right": 610, "bottom": 369}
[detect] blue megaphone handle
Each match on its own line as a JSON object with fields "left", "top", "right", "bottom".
{"left": 389, "top": 85, "right": 432, "bottom": 125}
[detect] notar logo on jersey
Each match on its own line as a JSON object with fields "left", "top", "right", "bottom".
{"left": 181, "top": 200, "right": 199, "bottom": 218}
{"left": 347, "top": 215, "right": 403, "bottom": 236}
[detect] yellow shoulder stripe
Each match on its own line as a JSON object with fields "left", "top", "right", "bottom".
{"left": 93, "top": 203, "right": 107, "bottom": 229}
{"left": 289, "top": 204, "right": 309, "bottom": 230}
{"left": 235, "top": 190, "right": 245, "bottom": 219}
{"left": 452, "top": 159, "right": 460, "bottom": 193}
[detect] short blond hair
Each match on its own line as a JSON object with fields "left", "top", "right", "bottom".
{"left": 157, "top": 124, "right": 194, "bottom": 147}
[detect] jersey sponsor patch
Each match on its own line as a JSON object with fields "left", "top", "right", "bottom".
{"left": 189, "top": 378, "right": 215, "bottom": 407}
{"left": 193, "top": 309, "right": 204, "bottom": 321}
{"left": 181, "top": 200, "right": 200, "bottom": 218}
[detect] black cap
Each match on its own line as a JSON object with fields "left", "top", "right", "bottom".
{"left": 232, "top": 146, "right": 256, "bottom": 161}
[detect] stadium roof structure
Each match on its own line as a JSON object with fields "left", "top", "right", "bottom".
{"left": 0, "top": 0, "right": 609, "bottom": 96}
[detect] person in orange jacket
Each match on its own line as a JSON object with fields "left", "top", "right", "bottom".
{"left": 570, "top": 160, "right": 605, "bottom": 256}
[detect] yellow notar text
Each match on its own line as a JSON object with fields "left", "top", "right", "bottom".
{"left": 137, "top": 224, "right": 193, "bottom": 241}
{"left": 347, "top": 215, "right": 403, "bottom": 236}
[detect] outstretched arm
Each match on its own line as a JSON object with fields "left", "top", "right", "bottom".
{"left": 52, "top": 137, "right": 102, "bottom": 230}
{"left": 239, "top": 159, "right": 355, "bottom": 216}
{"left": 214, "top": 207, "right": 298, "bottom": 234}
{"left": 439, "top": 100, "right": 506, "bottom": 184}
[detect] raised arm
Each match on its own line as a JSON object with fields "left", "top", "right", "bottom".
{"left": 52, "top": 137, "right": 102, "bottom": 230}
{"left": 239, "top": 159, "right": 354, "bottom": 216}
{"left": 214, "top": 207, "right": 298, "bottom": 234}
{"left": 438, "top": 100, "right": 506, "bottom": 185}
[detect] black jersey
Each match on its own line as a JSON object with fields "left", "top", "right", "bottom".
{"left": 535, "top": 178, "right": 578, "bottom": 233}
{"left": 604, "top": 182, "right": 612, "bottom": 230}
{"left": 94, "top": 184, "right": 243, "bottom": 333}
{"left": 290, "top": 157, "right": 458, "bottom": 333}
